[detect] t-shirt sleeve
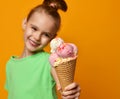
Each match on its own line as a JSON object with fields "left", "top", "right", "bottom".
{"left": 4, "top": 80, "right": 8, "bottom": 91}
{"left": 4, "top": 65, "right": 9, "bottom": 91}
{"left": 46, "top": 53, "right": 55, "bottom": 81}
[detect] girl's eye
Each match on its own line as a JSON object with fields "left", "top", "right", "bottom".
{"left": 31, "top": 27, "right": 37, "bottom": 31}
{"left": 43, "top": 33, "right": 51, "bottom": 38}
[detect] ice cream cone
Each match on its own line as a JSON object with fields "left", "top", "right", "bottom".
{"left": 54, "top": 58, "right": 77, "bottom": 90}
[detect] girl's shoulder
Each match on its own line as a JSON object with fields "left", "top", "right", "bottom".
{"left": 37, "top": 51, "right": 50, "bottom": 58}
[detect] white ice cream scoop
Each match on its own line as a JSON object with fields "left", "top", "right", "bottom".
{"left": 50, "top": 37, "right": 64, "bottom": 53}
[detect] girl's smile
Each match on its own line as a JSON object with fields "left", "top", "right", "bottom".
{"left": 22, "top": 11, "right": 57, "bottom": 56}
{"left": 28, "top": 38, "right": 40, "bottom": 47}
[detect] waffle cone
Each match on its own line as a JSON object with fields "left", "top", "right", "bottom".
{"left": 54, "top": 58, "right": 77, "bottom": 90}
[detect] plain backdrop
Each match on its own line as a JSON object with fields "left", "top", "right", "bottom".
{"left": 0, "top": 0, "right": 120, "bottom": 99}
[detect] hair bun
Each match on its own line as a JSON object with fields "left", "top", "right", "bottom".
{"left": 43, "top": 0, "right": 68, "bottom": 12}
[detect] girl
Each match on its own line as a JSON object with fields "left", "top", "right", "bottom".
{"left": 5, "top": 0, "right": 80, "bottom": 99}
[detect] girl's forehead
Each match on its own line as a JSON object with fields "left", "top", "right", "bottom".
{"left": 27, "top": 12, "right": 58, "bottom": 33}
{"left": 29, "top": 11, "right": 54, "bottom": 22}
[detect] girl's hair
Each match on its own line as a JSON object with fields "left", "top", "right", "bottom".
{"left": 27, "top": 0, "right": 67, "bottom": 31}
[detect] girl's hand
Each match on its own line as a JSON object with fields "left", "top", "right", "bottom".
{"left": 51, "top": 69, "right": 80, "bottom": 98}
{"left": 61, "top": 82, "right": 81, "bottom": 99}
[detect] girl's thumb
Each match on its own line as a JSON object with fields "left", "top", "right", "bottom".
{"left": 51, "top": 67, "right": 62, "bottom": 91}
{"left": 56, "top": 83, "right": 62, "bottom": 91}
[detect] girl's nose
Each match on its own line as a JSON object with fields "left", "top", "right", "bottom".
{"left": 33, "top": 31, "right": 41, "bottom": 41}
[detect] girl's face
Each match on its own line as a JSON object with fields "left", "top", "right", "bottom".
{"left": 23, "top": 12, "right": 57, "bottom": 54}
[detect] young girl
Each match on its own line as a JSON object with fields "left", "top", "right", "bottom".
{"left": 5, "top": 0, "right": 80, "bottom": 99}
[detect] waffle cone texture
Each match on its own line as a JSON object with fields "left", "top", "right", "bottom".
{"left": 55, "top": 58, "right": 77, "bottom": 90}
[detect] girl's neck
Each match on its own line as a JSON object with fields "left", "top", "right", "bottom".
{"left": 19, "top": 47, "right": 44, "bottom": 59}
{"left": 19, "top": 48, "right": 33, "bottom": 59}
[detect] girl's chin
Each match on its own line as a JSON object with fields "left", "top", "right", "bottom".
{"left": 26, "top": 46, "right": 42, "bottom": 53}
{"left": 25, "top": 42, "right": 43, "bottom": 53}
{"left": 26, "top": 42, "right": 39, "bottom": 51}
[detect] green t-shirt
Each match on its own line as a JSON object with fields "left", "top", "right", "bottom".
{"left": 5, "top": 51, "right": 57, "bottom": 99}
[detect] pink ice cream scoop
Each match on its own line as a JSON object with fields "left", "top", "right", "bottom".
{"left": 49, "top": 38, "right": 78, "bottom": 66}
{"left": 49, "top": 53, "right": 59, "bottom": 66}
{"left": 56, "top": 43, "right": 76, "bottom": 58}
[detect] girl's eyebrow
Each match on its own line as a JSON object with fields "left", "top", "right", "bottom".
{"left": 30, "top": 24, "right": 56, "bottom": 36}
{"left": 30, "top": 24, "right": 39, "bottom": 30}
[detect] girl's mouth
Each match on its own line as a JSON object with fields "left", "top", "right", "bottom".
{"left": 29, "top": 39, "right": 40, "bottom": 47}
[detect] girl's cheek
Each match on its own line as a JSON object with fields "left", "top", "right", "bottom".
{"left": 24, "top": 32, "right": 28, "bottom": 41}
{"left": 25, "top": 30, "right": 32, "bottom": 37}
{"left": 42, "top": 38, "right": 49, "bottom": 45}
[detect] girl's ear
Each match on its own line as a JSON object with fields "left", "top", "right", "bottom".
{"left": 50, "top": 33, "right": 57, "bottom": 41}
{"left": 53, "top": 33, "right": 57, "bottom": 39}
{"left": 22, "top": 18, "right": 27, "bottom": 30}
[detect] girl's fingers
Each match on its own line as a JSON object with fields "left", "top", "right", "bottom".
{"left": 75, "top": 97, "right": 79, "bottom": 99}
{"left": 64, "top": 82, "right": 79, "bottom": 91}
{"left": 62, "top": 86, "right": 80, "bottom": 96}
{"left": 61, "top": 82, "right": 81, "bottom": 99}
{"left": 61, "top": 92, "right": 80, "bottom": 99}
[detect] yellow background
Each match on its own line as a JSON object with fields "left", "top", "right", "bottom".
{"left": 0, "top": 0, "right": 120, "bottom": 99}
